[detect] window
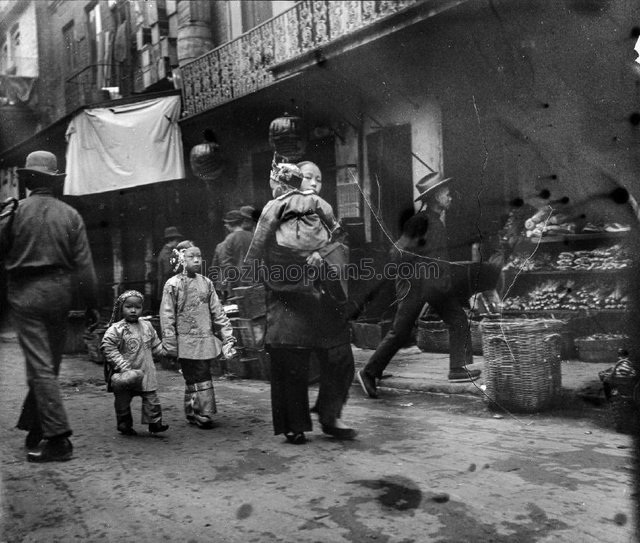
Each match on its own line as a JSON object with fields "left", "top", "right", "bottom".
{"left": 63, "top": 21, "right": 76, "bottom": 74}
{"left": 227, "top": 0, "right": 292, "bottom": 39}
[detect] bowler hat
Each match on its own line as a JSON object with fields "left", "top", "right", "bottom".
{"left": 239, "top": 205, "right": 256, "bottom": 221}
{"left": 163, "top": 226, "right": 184, "bottom": 241}
{"left": 223, "top": 210, "right": 244, "bottom": 224}
{"left": 414, "top": 172, "right": 453, "bottom": 202}
{"left": 17, "top": 151, "right": 65, "bottom": 178}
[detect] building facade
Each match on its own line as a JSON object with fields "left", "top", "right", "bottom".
{"left": 1, "top": 0, "right": 639, "bottom": 316}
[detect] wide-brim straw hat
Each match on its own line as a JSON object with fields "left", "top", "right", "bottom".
{"left": 414, "top": 172, "right": 453, "bottom": 202}
{"left": 17, "top": 150, "right": 65, "bottom": 178}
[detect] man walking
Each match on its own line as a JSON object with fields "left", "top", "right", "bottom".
{"left": 0, "top": 150, "right": 99, "bottom": 461}
{"left": 357, "top": 172, "right": 480, "bottom": 399}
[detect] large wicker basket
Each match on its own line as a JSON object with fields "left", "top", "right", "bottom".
{"left": 416, "top": 319, "right": 483, "bottom": 355}
{"left": 480, "top": 319, "right": 564, "bottom": 413}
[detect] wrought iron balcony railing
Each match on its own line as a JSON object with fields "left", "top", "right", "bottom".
{"left": 180, "top": 0, "right": 420, "bottom": 118}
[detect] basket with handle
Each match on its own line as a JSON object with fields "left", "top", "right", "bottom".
{"left": 600, "top": 357, "right": 640, "bottom": 434}
{"left": 480, "top": 319, "right": 564, "bottom": 413}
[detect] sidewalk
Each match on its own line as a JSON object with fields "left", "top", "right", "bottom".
{"left": 350, "top": 345, "right": 610, "bottom": 406}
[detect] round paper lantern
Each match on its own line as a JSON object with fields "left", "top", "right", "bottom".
{"left": 268, "top": 113, "right": 306, "bottom": 162}
{"left": 190, "top": 129, "right": 225, "bottom": 182}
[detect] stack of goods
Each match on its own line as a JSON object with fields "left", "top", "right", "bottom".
{"left": 525, "top": 209, "right": 577, "bottom": 238}
{"left": 582, "top": 222, "right": 630, "bottom": 233}
{"left": 503, "top": 246, "right": 630, "bottom": 272}
{"left": 501, "top": 280, "right": 629, "bottom": 311}
{"left": 554, "top": 245, "right": 631, "bottom": 271}
{"left": 503, "top": 253, "right": 554, "bottom": 271}
{"left": 575, "top": 332, "right": 629, "bottom": 364}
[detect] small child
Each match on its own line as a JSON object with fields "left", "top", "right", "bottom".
{"left": 245, "top": 162, "right": 343, "bottom": 296}
{"left": 101, "top": 290, "right": 169, "bottom": 436}
{"left": 160, "top": 242, "right": 236, "bottom": 429}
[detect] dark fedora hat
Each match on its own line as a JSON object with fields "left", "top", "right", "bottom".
{"left": 223, "top": 210, "right": 244, "bottom": 224}
{"left": 414, "top": 172, "right": 453, "bottom": 202}
{"left": 17, "top": 150, "right": 65, "bottom": 178}
{"left": 163, "top": 226, "right": 184, "bottom": 241}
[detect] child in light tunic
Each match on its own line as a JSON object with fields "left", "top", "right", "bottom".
{"left": 101, "top": 290, "right": 169, "bottom": 436}
{"left": 161, "top": 242, "right": 236, "bottom": 429}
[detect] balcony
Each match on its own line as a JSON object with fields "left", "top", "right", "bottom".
{"left": 65, "top": 64, "right": 126, "bottom": 113}
{"left": 180, "top": 0, "right": 422, "bottom": 119}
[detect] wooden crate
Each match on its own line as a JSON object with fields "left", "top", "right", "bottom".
{"left": 63, "top": 311, "right": 88, "bottom": 354}
{"left": 231, "top": 285, "right": 266, "bottom": 319}
{"left": 351, "top": 320, "right": 393, "bottom": 350}
{"left": 231, "top": 317, "right": 265, "bottom": 349}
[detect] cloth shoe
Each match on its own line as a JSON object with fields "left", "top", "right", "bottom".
{"left": 27, "top": 436, "right": 73, "bottom": 463}
{"left": 448, "top": 368, "right": 481, "bottom": 382}
{"left": 285, "top": 432, "right": 307, "bottom": 445}
{"left": 148, "top": 422, "right": 169, "bottom": 434}
{"left": 356, "top": 369, "right": 378, "bottom": 399}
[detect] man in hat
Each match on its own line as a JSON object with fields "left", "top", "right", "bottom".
{"left": 239, "top": 205, "right": 257, "bottom": 233}
{"left": 0, "top": 150, "right": 99, "bottom": 461}
{"left": 357, "top": 172, "right": 480, "bottom": 399}
{"left": 155, "top": 226, "right": 184, "bottom": 306}
{"left": 215, "top": 209, "right": 254, "bottom": 300}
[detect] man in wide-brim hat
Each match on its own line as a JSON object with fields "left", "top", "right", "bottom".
{"left": 2, "top": 150, "right": 99, "bottom": 461}
{"left": 214, "top": 209, "right": 254, "bottom": 300}
{"left": 356, "top": 171, "right": 481, "bottom": 399}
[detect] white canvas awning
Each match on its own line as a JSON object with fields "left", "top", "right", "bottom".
{"left": 64, "top": 95, "right": 185, "bottom": 195}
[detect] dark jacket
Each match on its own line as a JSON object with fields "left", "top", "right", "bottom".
{"left": 392, "top": 208, "right": 451, "bottom": 293}
{"left": 0, "top": 189, "right": 98, "bottom": 305}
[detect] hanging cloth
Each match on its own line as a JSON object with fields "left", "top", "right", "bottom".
{"left": 64, "top": 95, "right": 185, "bottom": 195}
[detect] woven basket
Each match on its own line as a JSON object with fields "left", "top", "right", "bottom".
{"left": 480, "top": 319, "right": 564, "bottom": 413}
{"left": 606, "top": 359, "right": 640, "bottom": 434}
{"left": 416, "top": 319, "right": 483, "bottom": 355}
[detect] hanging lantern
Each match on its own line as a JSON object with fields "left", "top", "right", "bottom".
{"left": 268, "top": 113, "right": 306, "bottom": 162}
{"left": 190, "top": 129, "right": 225, "bottom": 182}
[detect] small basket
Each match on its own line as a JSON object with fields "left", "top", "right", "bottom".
{"left": 416, "top": 319, "right": 483, "bottom": 355}
{"left": 575, "top": 337, "right": 628, "bottom": 364}
{"left": 480, "top": 319, "right": 564, "bottom": 413}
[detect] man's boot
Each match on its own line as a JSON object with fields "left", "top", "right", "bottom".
{"left": 27, "top": 435, "right": 73, "bottom": 463}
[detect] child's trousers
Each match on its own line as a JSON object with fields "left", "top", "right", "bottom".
{"left": 114, "top": 390, "right": 163, "bottom": 430}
